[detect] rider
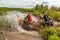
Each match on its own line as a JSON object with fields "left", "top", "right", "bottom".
{"left": 43, "top": 13, "right": 49, "bottom": 26}
{"left": 25, "top": 14, "right": 32, "bottom": 24}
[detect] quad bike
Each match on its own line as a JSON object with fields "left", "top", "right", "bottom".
{"left": 22, "top": 20, "right": 40, "bottom": 31}
{"left": 18, "top": 19, "right": 39, "bottom": 31}
{"left": 40, "top": 20, "right": 53, "bottom": 27}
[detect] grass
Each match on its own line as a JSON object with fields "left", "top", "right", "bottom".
{"left": 0, "top": 16, "right": 11, "bottom": 30}
{"left": 0, "top": 7, "right": 60, "bottom": 21}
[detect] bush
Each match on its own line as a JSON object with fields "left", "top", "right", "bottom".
{"left": 56, "top": 28, "right": 60, "bottom": 37}
{"left": 46, "top": 27, "right": 57, "bottom": 35}
{"left": 48, "top": 34, "right": 60, "bottom": 40}
{"left": 39, "top": 29, "right": 48, "bottom": 40}
{"left": 46, "top": 10, "right": 60, "bottom": 21}
{"left": 39, "top": 27, "right": 58, "bottom": 40}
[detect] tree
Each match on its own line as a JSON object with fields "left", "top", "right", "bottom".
{"left": 57, "top": 7, "right": 60, "bottom": 11}
{"left": 50, "top": 6, "right": 57, "bottom": 11}
{"left": 34, "top": 4, "right": 39, "bottom": 10}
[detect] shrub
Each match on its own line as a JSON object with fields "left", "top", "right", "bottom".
{"left": 46, "top": 10, "right": 60, "bottom": 21}
{"left": 56, "top": 28, "right": 60, "bottom": 37}
{"left": 48, "top": 34, "right": 60, "bottom": 40}
{"left": 46, "top": 27, "right": 57, "bottom": 35}
{"left": 39, "top": 29, "right": 48, "bottom": 40}
{"left": 39, "top": 27, "right": 58, "bottom": 40}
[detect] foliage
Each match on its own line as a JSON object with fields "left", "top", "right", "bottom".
{"left": 34, "top": 4, "right": 48, "bottom": 14}
{"left": 46, "top": 27, "right": 57, "bottom": 35}
{"left": 0, "top": 16, "right": 11, "bottom": 28}
{"left": 39, "top": 27, "right": 60, "bottom": 40}
{"left": 48, "top": 34, "right": 60, "bottom": 40}
{"left": 56, "top": 28, "right": 60, "bottom": 37}
{"left": 46, "top": 10, "right": 60, "bottom": 21}
{"left": 50, "top": 6, "right": 57, "bottom": 11}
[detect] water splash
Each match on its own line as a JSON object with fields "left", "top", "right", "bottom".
{"left": 5, "top": 11, "right": 39, "bottom": 35}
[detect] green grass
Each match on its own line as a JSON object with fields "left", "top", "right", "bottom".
{"left": 0, "top": 16, "right": 11, "bottom": 29}
{"left": 0, "top": 7, "right": 60, "bottom": 21}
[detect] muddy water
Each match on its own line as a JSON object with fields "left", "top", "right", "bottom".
{"left": 3, "top": 32, "right": 42, "bottom": 40}
{"left": 5, "top": 11, "right": 39, "bottom": 36}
